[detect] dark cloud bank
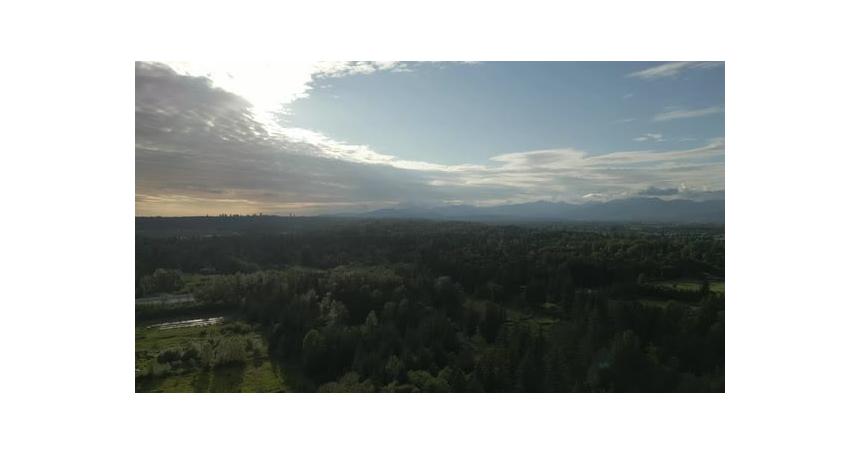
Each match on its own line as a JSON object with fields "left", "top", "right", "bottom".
{"left": 136, "top": 62, "right": 521, "bottom": 215}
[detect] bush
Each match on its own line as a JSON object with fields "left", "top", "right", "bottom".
{"left": 380, "top": 382, "right": 419, "bottom": 393}
{"left": 147, "top": 359, "right": 171, "bottom": 377}
{"left": 318, "top": 372, "right": 375, "bottom": 392}
{"left": 199, "top": 342, "right": 214, "bottom": 368}
{"left": 246, "top": 337, "right": 265, "bottom": 358}
{"left": 181, "top": 345, "right": 200, "bottom": 361}
{"left": 222, "top": 321, "right": 252, "bottom": 335}
{"left": 156, "top": 347, "right": 182, "bottom": 364}
{"left": 406, "top": 370, "right": 450, "bottom": 392}
{"left": 214, "top": 337, "right": 247, "bottom": 367}
{"left": 139, "top": 268, "right": 183, "bottom": 296}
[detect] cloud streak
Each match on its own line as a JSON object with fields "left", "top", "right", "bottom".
{"left": 634, "top": 133, "right": 664, "bottom": 142}
{"left": 628, "top": 61, "right": 722, "bottom": 80}
{"left": 653, "top": 106, "right": 724, "bottom": 122}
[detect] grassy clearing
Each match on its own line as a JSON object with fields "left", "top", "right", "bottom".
{"left": 139, "top": 361, "right": 286, "bottom": 392}
{"left": 639, "top": 299, "right": 677, "bottom": 309}
{"left": 179, "top": 273, "right": 212, "bottom": 294}
{"left": 135, "top": 320, "right": 309, "bottom": 392}
{"left": 652, "top": 280, "right": 725, "bottom": 294}
{"left": 504, "top": 307, "right": 559, "bottom": 333}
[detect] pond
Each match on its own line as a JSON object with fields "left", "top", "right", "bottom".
{"left": 147, "top": 317, "right": 224, "bottom": 330}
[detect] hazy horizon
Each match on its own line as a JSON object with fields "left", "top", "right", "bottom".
{"left": 134, "top": 196, "right": 725, "bottom": 219}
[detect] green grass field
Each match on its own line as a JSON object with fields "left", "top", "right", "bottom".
{"left": 135, "top": 320, "right": 311, "bottom": 392}
{"left": 634, "top": 279, "right": 724, "bottom": 309}
{"left": 652, "top": 280, "right": 725, "bottom": 294}
{"left": 137, "top": 361, "right": 286, "bottom": 392}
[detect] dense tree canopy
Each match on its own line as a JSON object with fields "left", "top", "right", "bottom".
{"left": 136, "top": 217, "right": 724, "bottom": 392}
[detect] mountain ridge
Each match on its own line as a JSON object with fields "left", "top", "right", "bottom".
{"left": 336, "top": 197, "right": 724, "bottom": 223}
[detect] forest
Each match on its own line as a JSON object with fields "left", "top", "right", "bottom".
{"left": 135, "top": 216, "right": 724, "bottom": 392}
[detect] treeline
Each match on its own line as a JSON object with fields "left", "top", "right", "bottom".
{"left": 136, "top": 220, "right": 723, "bottom": 298}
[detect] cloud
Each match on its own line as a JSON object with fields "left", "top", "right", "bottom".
{"left": 634, "top": 133, "right": 664, "bottom": 142}
{"left": 628, "top": 61, "right": 722, "bottom": 80}
{"left": 135, "top": 63, "right": 459, "bottom": 215}
{"left": 638, "top": 186, "right": 678, "bottom": 196}
{"left": 162, "top": 61, "right": 423, "bottom": 125}
{"left": 637, "top": 186, "right": 724, "bottom": 201}
{"left": 313, "top": 61, "right": 414, "bottom": 78}
{"left": 136, "top": 62, "right": 725, "bottom": 215}
{"left": 653, "top": 106, "right": 723, "bottom": 122}
{"left": 420, "top": 139, "right": 725, "bottom": 204}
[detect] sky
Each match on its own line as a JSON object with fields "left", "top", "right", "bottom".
{"left": 135, "top": 61, "right": 724, "bottom": 216}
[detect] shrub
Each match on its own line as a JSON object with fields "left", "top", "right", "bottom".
{"left": 147, "top": 360, "right": 171, "bottom": 377}
{"left": 222, "top": 321, "right": 252, "bottom": 335}
{"left": 181, "top": 345, "right": 200, "bottom": 361}
{"left": 318, "top": 372, "right": 375, "bottom": 392}
{"left": 199, "top": 342, "right": 214, "bottom": 368}
{"left": 406, "top": 370, "right": 451, "bottom": 393}
{"left": 214, "top": 337, "right": 247, "bottom": 367}
{"left": 156, "top": 347, "right": 182, "bottom": 364}
{"left": 246, "top": 337, "right": 265, "bottom": 358}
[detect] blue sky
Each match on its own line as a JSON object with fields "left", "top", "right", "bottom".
{"left": 136, "top": 61, "right": 724, "bottom": 215}
{"left": 286, "top": 62, "right": 724, "bottom": 164}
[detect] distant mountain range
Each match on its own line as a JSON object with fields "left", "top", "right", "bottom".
{"left": 337, "top": 198, "right": 724, "bottom": 223}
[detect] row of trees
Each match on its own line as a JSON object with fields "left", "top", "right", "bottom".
{"left": 136, "top": 220, "right": 724, "bottom": 298}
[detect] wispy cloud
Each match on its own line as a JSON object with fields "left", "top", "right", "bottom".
{"left": 637, "top": 185, "right": 723, "bottom": 200}
{"left": 425, "top": 139, "right": 726, "bottom": 204}
{"left": 634, "top": 133, "right": 664, "bottom": 142}
{"left": 653, "top": 106, "right": 723, "bottom": 122}
{"left": 313, "top": 61, "right": 414, "bottom": 78}
{"left": 638, "top": 186, "right": 678, "bottom": 196}
{"left": 628, "top": 61, "right": 722, "bottom": 80}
